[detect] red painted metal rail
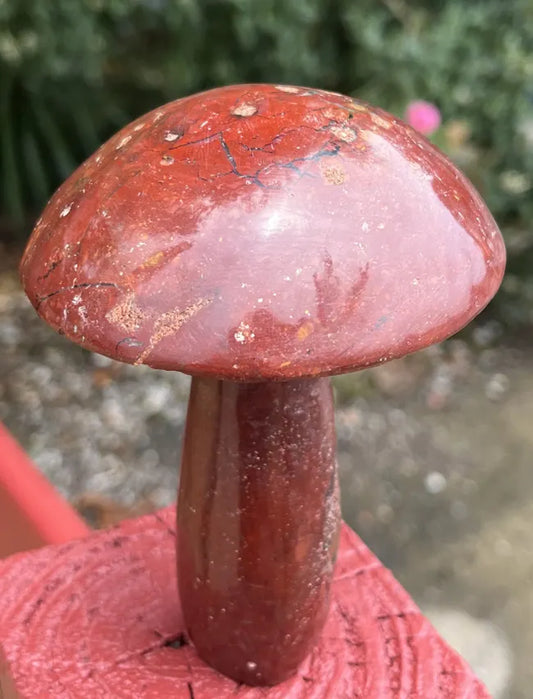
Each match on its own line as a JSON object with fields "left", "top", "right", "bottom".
{"left": 0, "top": 422, "right": 89, "bottom": 557}
{"left": 0, "top": 505, "right": 489, "bottom": 697}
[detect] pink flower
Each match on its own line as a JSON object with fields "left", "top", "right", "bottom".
{"left": 405, "top": 100, "right": 441, "bottom": 136}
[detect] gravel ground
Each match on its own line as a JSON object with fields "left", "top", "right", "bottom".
{"left": 2, "top": 245, "right": 532, "bottom": 698}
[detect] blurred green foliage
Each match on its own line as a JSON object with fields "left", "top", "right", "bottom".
{"left": 1, "top": 0, "right": 532, "bottom": 320}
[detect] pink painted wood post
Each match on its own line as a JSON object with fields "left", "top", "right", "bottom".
{"left": 0, "top": 423, "right": 89, "bottom": 558}
{"left": 0, "top": 506, "right": 489, "bottom": 698}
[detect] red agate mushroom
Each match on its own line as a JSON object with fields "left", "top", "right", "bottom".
{"left": 20, "top": 84, "right": 505, "bottom": 686}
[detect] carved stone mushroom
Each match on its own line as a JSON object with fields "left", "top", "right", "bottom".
{"left": 20, "top": 84, "right": 506, "bottom": 686}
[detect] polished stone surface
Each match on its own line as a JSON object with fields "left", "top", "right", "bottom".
{"left": 178, "top": 376, "right": 339, "bottom": 684}
{"left": 21, "top": 84, "right": 505, "bottom": 380}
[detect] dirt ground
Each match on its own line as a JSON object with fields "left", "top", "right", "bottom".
{"left": 1, "top": 246, "right": 531, "bottom": 698}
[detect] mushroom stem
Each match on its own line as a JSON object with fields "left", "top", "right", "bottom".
{"left": 177, "top": 375, "right": 340, "bottom": 685}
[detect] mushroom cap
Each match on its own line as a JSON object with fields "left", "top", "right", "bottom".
{"left": 21, "top": 84, "right": 505, "bottom": 381}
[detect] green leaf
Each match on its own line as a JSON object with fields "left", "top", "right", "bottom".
{"left": 0, "top": 76, "right": 25, "bottom": 223}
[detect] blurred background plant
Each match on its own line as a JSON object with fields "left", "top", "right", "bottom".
{"left": 1, "top": 0, "right": 532, "bottom": 322}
